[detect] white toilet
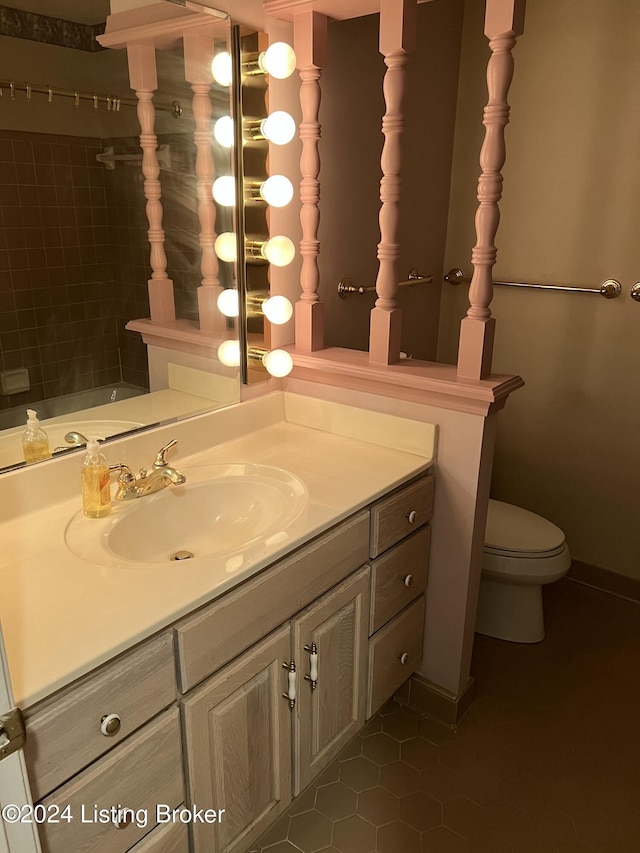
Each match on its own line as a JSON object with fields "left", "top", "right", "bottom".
{"left": 475, "top": 499, "right": 571, "bottom": 643}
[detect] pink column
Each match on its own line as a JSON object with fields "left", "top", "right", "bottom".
{"left": 457, "top": 0, "right": 525, "bottom": 380}
{"left": 294, "top": 12, "right": 327, "bottom": 353}
{"left": 184, "top": 29, "right": 225, "bottom": 335}
{"left": 369, "top": 0, "right": 416, "bottom": 366}
{"left": 127, "top": 42, "right": 175, "bottom": 323}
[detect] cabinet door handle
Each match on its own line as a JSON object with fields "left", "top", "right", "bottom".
{"left": 402, "top": 574, "right": 413, "bottom": 588}
{"left": 406, "top": 510, "right": 418, "bottom": 524}
{"left": 399, "top": 652, "right": 409, "bottom": 666}
{"left": 282, "top": 660, "right": 297, "bottom": 709}
{"left": 111, "top": 806, "right": 133, "bottom": 829}
{"left": 100, "top": 713, "right": 121, "bottom": 736}
{"left": 304, "top": 642, "right": 318, "bottom": 690}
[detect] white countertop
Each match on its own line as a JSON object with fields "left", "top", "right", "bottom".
{"left": 0, "top": 394, "right": 434, "bottom": 709}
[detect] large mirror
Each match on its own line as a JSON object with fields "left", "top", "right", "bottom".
{"left": 0, "top": 0, "right": 240, "bottom": 472}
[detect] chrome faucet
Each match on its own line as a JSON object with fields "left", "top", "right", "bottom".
{"left": 52, "top": 431, "right": 90, "bottom": 453}
{"left": 110, "top": 440, "right": 186, "bottom": 500}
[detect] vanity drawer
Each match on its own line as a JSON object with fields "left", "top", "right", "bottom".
{"left": 370, "top": 475, "right": 434, "bottom": 557}
{"left": 176, "top": 511, "right": 370, "bottom": 692}
{"left": 25, "top": 632, "right": 176, "bottom": 801}
{"left": 128, "top": 819, "right": 189, "bottom": 853}
{"left": 367, "top": 596, "right": 425, "bottom": 718}
{"left": 38, "top": 707, "right": 183, "bottom": 853}
{"left": 370, "top": 526, "right": 430, "bottom": 635}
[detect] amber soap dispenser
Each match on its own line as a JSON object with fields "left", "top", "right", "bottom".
{"left": 22, "top": 409, "right": 52, "bottom": 463}
{"left": 81, "top": 437, "right": 111, "bottom": 518}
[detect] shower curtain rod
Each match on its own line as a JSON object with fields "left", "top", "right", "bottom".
{"left": 0, "top": 79, "right": 183, "bottom": 117}
{"left": 444, "top": 268, "right": 622, "bottom": 299}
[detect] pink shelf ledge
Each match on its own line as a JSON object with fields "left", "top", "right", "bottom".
{"left": 126, "top": 318, "right": 234, "bottom": 360}
{"left": 284, "top": 346, "right": 524, "bottom": 416}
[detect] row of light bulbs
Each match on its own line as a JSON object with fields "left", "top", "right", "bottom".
{"left": 213, "top": 42, "right": 297, "bottom": 377}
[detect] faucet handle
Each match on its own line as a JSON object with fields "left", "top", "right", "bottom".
{"left": 154, "top": 439, "right": 178, "bottom": 469}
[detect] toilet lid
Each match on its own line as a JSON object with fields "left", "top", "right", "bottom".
{"left": 485, "top": 499, "right": 566, "bottom": 555}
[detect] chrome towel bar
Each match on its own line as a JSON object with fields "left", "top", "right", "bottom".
{"left": 444, "top": 268, "right": 622, "bottom": 299}
{"left": 338, "top": 269, "right": 433, "bottom": 299}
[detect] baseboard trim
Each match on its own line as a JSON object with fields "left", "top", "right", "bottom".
{"left": 395, "top": 674, "right": 475, "bottom": 729}
{"left": 568, "top": 560, "right": 640, "bottom": 604}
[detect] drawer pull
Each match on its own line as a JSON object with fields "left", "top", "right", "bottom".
{"left": 402, "top": 574, "right": 414, "bottom": 588}
{"left": 304, "top": 642, "right": 319, "bottom": 690}
{"left": 100, "top": 714, "right": 121, "bottom": 737}
{"left": 115, "top": 814, "right": 132, "bottom": 830}
{"left": 399, "top": 652, "right": 409, "bottom": 666}
{"left": 406, "top": 510, "right": 418, "bottom": 524}
{"left": 282, "top": 660, "right": 297, "bottom": 709}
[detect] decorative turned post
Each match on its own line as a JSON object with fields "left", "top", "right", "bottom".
{"left": 369, "top": 0, "right": 416, "bottom": 366}
{"left": 127, "top": 42, "right": 175, "bottom": 323}
{"left": 184, "top": 29, "right": 225, "bottom": 335}
{"left": 457, "top": 0, "right": 525, "bottom": 380}
{"left": 294, "top": 11, "right": 327, "bottom": 352}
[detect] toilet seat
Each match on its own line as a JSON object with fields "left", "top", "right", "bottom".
{"left": 484, "top": 499, "right": 565, "bottom": 555}
{"left": 482, "top": 500, "right": 571, "bottom": 583}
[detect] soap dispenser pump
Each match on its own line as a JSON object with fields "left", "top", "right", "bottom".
{"left": 81, "top": 436, "right": 112, "bottom": 518}
{"left": 22, "top": 409, "right": 52, "bottom": 464}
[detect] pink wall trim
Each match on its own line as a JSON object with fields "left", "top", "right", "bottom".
{"left": 99, "top": 3, "right": 223, "bottom": 50}
{"left": 456, "top": 0, "right": 525, "bottom": 380}
{"left": 369, "top": 0, "right": 417, "bottom": 366}
{"left": 294, "top": 10, "right": 327, "bottom": 352}
{"left": 126, "top": 318, "right": 232, "bottom": 360}
{"left": 264, "top": 0, "right": 431, "bottom": 23}
{"left": 285, "top": 346, "right": 523, "bottom": 416}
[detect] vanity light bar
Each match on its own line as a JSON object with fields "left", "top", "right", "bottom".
{"left": 242, "top": 43, "right": 297, "bottom": 79}
{"left": 214, "top": 112, "right": 297, "bottom": 148}
{"left": 217, "top": 290, "right": 293, "bottom": 325}
{"left": 248, "top": 347, "right": 294, "bottom": 378}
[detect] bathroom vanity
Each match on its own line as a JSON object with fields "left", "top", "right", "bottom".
{"left": 0, "top": 394, "right": 435, "bottom": 853}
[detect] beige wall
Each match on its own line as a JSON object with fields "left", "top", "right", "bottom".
{"left": 317, "top": 0, "right": 464, "bottom": 360}
{"left": 441, "top": 0, "right": 640, "bottom": 580}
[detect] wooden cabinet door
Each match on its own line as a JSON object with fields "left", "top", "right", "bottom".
{"left": 182, "top": 625, "right": 292, "bottom": 853}
{"left": 292, "top": 567, "right": 370, "bottom": 795}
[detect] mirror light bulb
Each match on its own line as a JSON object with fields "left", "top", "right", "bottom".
{"left": 212, "top": 176, "right": 236, "bottom": 207}
{"left": 217, "top": 340, "right": 240, "bottom": 367}
{"left": 260, "top": 175, "right": 294, "bottom": 208}
{"left": 259, "top": 42, "right": 296, "bottom": 79}
{"left": 217, "top": 289, "right": 239, "bottom": 318}
{"left": 213, "top": 116, "right": 234, "bottom": 148}
{"left": 262, "top": 235, "right": 295, "bottom": 267}
{"left": 260, "top": 111, "right": 296, "bottom": 145}
{"left": 211, "top": 52, "right": 232, "bottom": 87}
{"left": 262, "top": 295, "right": 293, "bottom": 325}
{"left": 215, "top": 232, "right": 237, "bottom": 263}
{"left": 262, "top": 348, "right": 293, "bottom": 378}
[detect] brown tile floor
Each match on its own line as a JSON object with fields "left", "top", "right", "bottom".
{"left": 250, "top": 579, "right": 640, "bottom": 853}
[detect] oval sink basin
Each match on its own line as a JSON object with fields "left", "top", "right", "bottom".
{"left": 65, "top": 463, "right": 308, "bottom": 567}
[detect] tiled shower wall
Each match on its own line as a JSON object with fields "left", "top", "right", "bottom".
{"left": 0, "top": 129, "right": 125, "bottom": 416}
{"left": 0, "top": 127, "right": 208, "bottom": 417}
